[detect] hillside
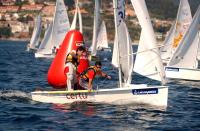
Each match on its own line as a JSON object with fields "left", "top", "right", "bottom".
{"left": 66, "top": 0, "right": 200, "bottom": 42}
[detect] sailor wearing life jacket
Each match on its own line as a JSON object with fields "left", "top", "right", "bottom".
{"left": 64, "top": 54, "right": 77, "bottom": 91}
{"left": 77, "top": 50, "right": 89, "bottom": 75}
{"left": 79, "top": 61, "right": 111, "bottom": 91}
{"left": 66, "top": 46, "right": 86, "bottom": 67}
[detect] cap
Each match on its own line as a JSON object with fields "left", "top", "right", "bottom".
{"left": 66, "top": 54, "right": 73, "bottom": 62}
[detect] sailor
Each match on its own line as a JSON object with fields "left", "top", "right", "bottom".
{"left": 64, "top": 54, "right": 77, "bottom": 91}
{"left": 79, "top": 61, "right": 111, "bottom": 91}
{"left": 66, "top": 46, "right": 86, "bottom": 67}
{"left": 77, "top": 50, "right": 90, "bottom": 75}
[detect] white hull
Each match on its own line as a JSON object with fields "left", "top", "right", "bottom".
{"left": 97, "top": 47, "right": 112, "bottom": 52}
{"left": 27, "top": 45, "right": 38, "bottom": 52}
{"left": 165, "top": 66, "right": 200, "bottom": 80}
{"left": 35, "top": 52, "right": 55, "bottom": 58}
{"left": 31, "top": 84, "right": 168, "bottom": 107}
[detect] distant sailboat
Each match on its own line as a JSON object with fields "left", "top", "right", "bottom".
{"left": 90, "top": 0, "right": 111, "bottom": 56}
{"left": 160, "top": 0, "right": 192, "bottom": 64}
{"left": 27, "top": 15, "right": 42, "bottom": 51}
{"left": 165, "top": 5, "right": 200, "bottom": 80}
{"left": 35, "top": 0, "right": 70, "bottom": 58}
{"left": 35, "top": 22, "right": 54, "bottom": 58}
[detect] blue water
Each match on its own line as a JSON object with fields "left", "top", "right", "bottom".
{"left": 0, "top": 40, "right": 200, "bottom": 131}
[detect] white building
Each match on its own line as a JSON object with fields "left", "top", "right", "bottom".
{"left": 8, "top": 21, "right": 29, "bottom": 33}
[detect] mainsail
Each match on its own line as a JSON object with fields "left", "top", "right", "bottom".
{"left": 51, "top": 0, "right": 70, "bottom": 49}
{"left": 70, "top": 1, "right": 83, "bottom": 33}
{"left": 168, "top": 6, "right": 200, "bottom": 69}
{"left": 36, "top": 22, "right": 53, "bottom": 54}
{"left": 112, "top": 0, "right": 125, "bottom": 68}
{"left": 131, "top": 0, "right": 166, "bottom": 84}
{"left": 118, "top": 21, "right": 133, "bottom": 84}
{"left": 70, "top": 6, "right": 78, "bottom": 30}
{"left": 96, "top": 21, "right": 109, "bottom": 49}
{"left": 29, "top": 15, "right": 42, "bottom": 49}
{"left": 161, "top": 0, "right": 192, "bottom": 61}
{"left": 78, "top": 6, "right": 83, "bottom": 33}
{"left": 160, "top": 22, "right": 176, "bottom": 61}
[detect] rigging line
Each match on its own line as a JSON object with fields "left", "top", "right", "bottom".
{"left": 120, "top": 44, "right": 164, "bottom": 58}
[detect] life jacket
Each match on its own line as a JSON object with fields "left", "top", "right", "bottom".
{"left": 80, "top": 66, "right": 97, "bottom": 82}
{"left": 64, "top": 62, "right": 77, "bottom": 74}
{"left": 77, "top": 54, "right": 89, "bottom": 74}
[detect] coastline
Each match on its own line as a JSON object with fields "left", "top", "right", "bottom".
{"left": 0, "top": 37, "right": 29, "bottom": 42}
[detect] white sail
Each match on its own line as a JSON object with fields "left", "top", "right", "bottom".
{"left": 96, "top": 21, "right": 109, "bottom": 49}
{"left": 131, "top": 0, "right": 166, "bottom": 84}
{"left": 168, "top": 6, "right": 200, "bottom": 69}
{"left": 134, "top": 30, "right": 164, "bottom": 82}
{"left": 118, "top": 21, "right": 133, "bottom": 84}
{"left": 91, "top": 0, "right": 100, "bottom": 56}
{"left": 51, "top": 0, "right": 70, "bottom": 48}
{"left": 29, "top": 15, "right": 42, "bottom": 49}
{"left": 35, "top": 0, "right": 70, "bottom": 57}
{"left": 36, "top": 22, "right": 53, "bottom": 54}
{"left": 70, "top": 1, "right": 82, "bottom": 33}
{"left": 160, "top": 22, "right": 176, "bottom": 61}
{"left": 171, "top": 0, "right": 192, "bottom": 50}
{"left": 112, "top": 0, "right": 125, "bottom": 67}
{"left": 70, "top": 6, "right": 78, "bottom": 30}
{"left": 78, "top": 6, "right": 83, "bottom": 33}
{"left": 161, "top": 0, "right": 192, "bottom": 61}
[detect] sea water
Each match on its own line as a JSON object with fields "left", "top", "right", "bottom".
{"left": 0, "top": 40, "right": 199, "bottom": 131}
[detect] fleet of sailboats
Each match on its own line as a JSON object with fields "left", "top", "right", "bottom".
{"left": 34, "top": 0, "right": 70, "bottom": 58}
{"left": 27, "top": 0, "right": 200, "bottom": 107}
{"left": 165, "top": 5, "right": 200, "bottom": 80}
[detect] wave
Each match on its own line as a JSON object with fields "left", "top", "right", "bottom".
{"left": 0, "top": 90, "right": 31, "bottom": 102}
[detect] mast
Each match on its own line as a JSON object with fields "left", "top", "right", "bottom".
{"left": 91, "top": 0, "right": 100, "bottom": 56}
{"left": 113, "top": 0, "right": 122, "bottom": 88}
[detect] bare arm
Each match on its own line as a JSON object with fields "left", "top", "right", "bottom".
{"left": 99, "top": 71, "right": 111, "bottom": 79}
{"left": 88, "top": 79, "right": 93, "bottom": 91}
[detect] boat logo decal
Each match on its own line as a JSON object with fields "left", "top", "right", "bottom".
{"left": 132, "top": 88, "right": 158, "bottom": 95}
{"left": 76, "top": 41, "right": 84, "bottom": 46}
{"left": 165, "top": 67, "right": 179, "bottom": 72}
{"left": 66, "top": 93, "right": 88, "bottom": 99}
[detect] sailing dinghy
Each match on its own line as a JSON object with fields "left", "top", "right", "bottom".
{"left": 90, "top": 0, "right": 111, "bottom": 58}
{"left": 35, "top": 0, "right": 70, "bottom": 58}
{"left": 165, "top": 5, "right": 200, "bottom": 81}
{"left": 35, "top": 22, "right": 54, "bottom": 58}
{"left": 31, "top": 0, "right": 168, "bottom": 107}
{"left": 160, "top": 0, "right": 192, "bottom": 64}
{"left": 27, "top": 15, "right": 42, "bottom": 51}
